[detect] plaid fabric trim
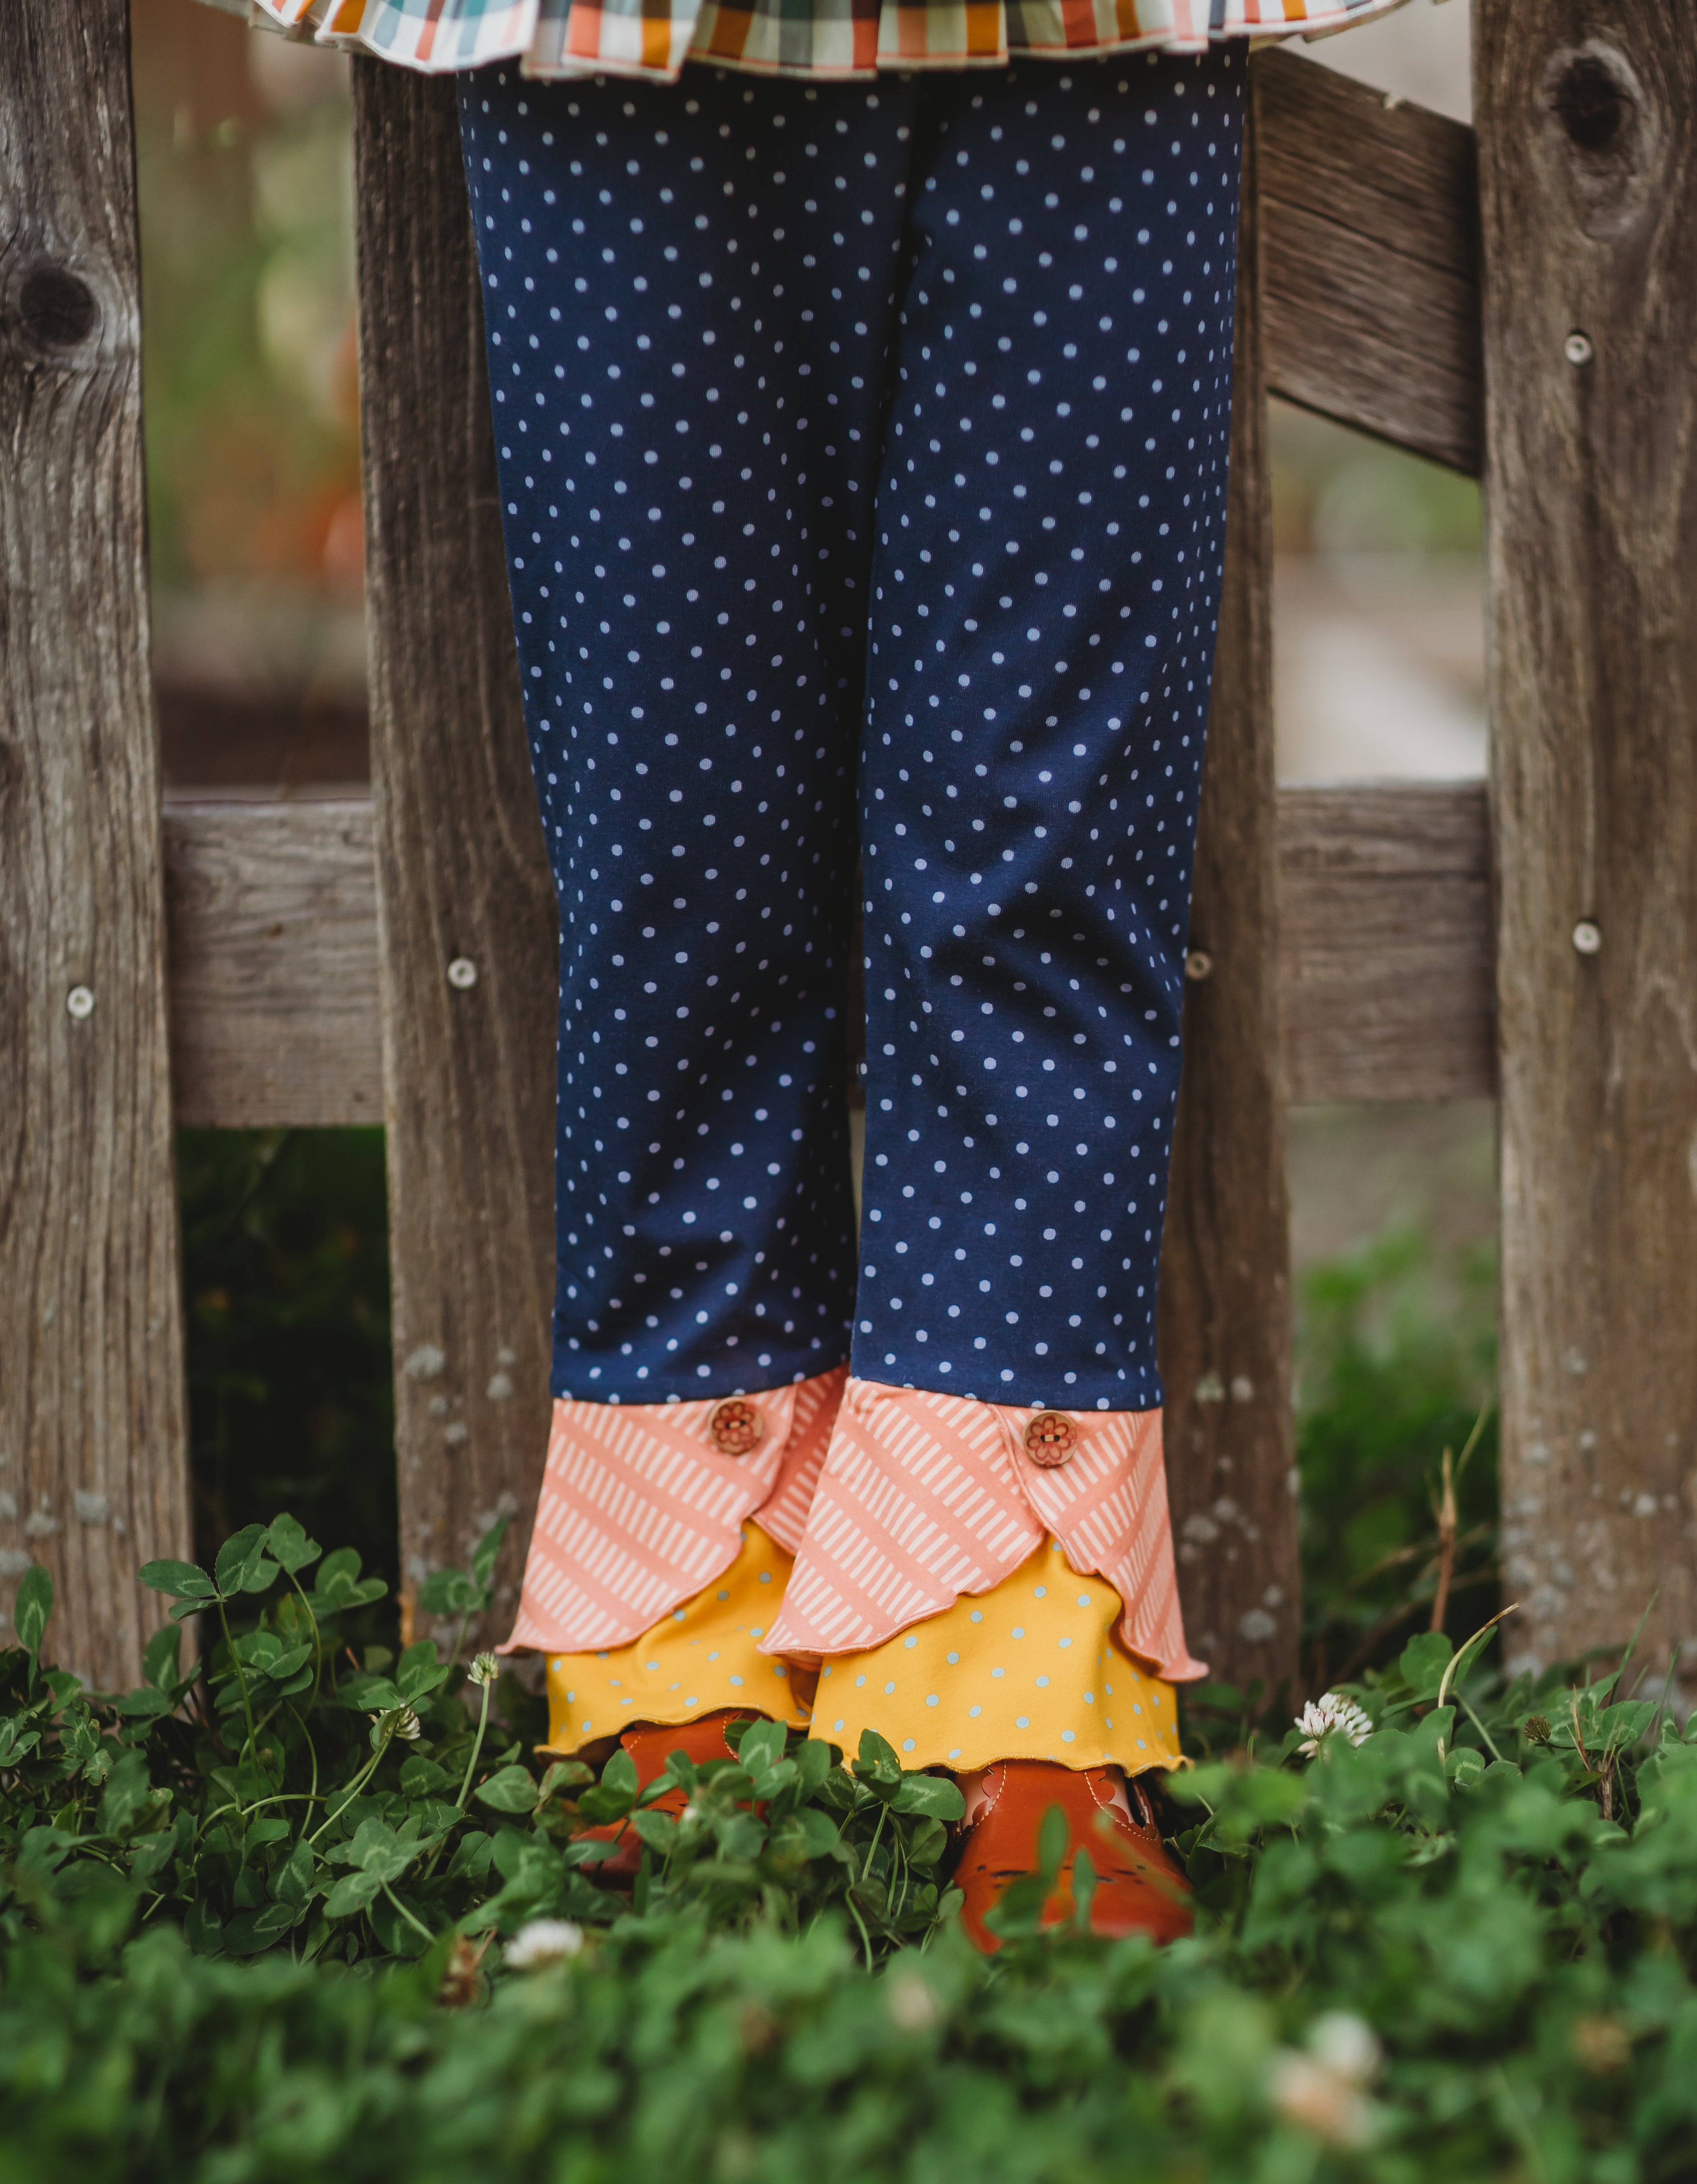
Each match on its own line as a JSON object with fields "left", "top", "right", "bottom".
{"left": 696, "top": 0, "right": 884, "bottom": 81}
{"left": 250, "top": 0, "right": 321, "bottom": 26}
{"left": 255, "top": 0, "right": 542, "bottom": 69}
{"left": 241, "top": 0, "right": 1412, "bottom": 81}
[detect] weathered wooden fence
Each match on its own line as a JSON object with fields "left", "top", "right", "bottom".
{"left": 4, "top": 2, "right": 1693, "bottom": 1700}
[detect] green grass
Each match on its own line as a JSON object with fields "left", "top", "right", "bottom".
{"left": 179, "top": 1130, "right": 396, "bottom": 1593}
{"left": 6, "top": 1135, "right": 1694, "bottom": 2180}
{"left": 6, "top": 1521, "right": 1697, "bottom": 2183}
{"left": 1296, "top": 1225, "right": 1499, "bottom": 1696}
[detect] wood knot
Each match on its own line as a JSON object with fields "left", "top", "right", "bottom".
{"left": 17, "top": 264, "right": 99, "bottom": 352}
{"left": 1551, "top": 50, "right": 1635, "bottom": 154}
{"left": 1543, "top": 43, "right": 1656, "bottom": 235}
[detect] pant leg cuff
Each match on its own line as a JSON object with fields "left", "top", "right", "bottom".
{"left": 760, "top": 1375, "right": 1207, "bottom": 1682}
{"left": 499, "top": 1363, "right": 847, "bottom": 1653}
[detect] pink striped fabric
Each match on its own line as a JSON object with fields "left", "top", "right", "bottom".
{"left": 762, "top": 1377, "right": 1206, "bottom": 1682}
{"left": 500, "top": 1364, "right": 847, "bottom": 1654}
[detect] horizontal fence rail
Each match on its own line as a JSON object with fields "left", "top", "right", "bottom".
{"left": 165, "top": 800, "right": 385, "bottom": 1129}
{"left": 1259, "top": 50, "right": 1481, "bottom": 479}
{"left": 161, "top": 784, "right": 1495, "bottom": 1130}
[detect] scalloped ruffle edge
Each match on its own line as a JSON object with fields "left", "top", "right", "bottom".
{"left": 216, "top": 0, "right": 1414, "bottom": 84}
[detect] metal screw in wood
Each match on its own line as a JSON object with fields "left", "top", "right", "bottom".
{"left": 66, "top": 986, "right": 94, "bottom": 1019}
{"left": 1573, "top": 921, "right": 1602, "bottom": 957}
{"left": 446, "top": 958, "right": 479, "bottom": 990}
{"left": 1565, "top": 331, "right": 1594, "bottom": 366}
{"left": 1184, "top": 950, "right": 1214, "bottom": 982}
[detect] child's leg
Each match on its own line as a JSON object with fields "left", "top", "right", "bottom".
{"left": 459, "top": 65, "right": 911, "bottom": 1406}
{"left": 774, "top": 47, "right": 1247, "bottom": 1652}
{"left": 855, "top": 48, "right": 1247, "bottom": 1413}
{"left": 771, "top": 49, "right": 1247, "bottom": 1936}
{"left": 458, "top": 66, "right": 925, "bottom": 1676}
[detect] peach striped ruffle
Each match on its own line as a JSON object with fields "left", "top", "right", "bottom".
{"left": 764, "top": 1376, "right": 1205, "bottom": 1682}
{"left": 500, "top": 1364, "right": 846, "bottom": 1654}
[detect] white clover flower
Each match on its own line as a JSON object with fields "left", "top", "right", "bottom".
{"left": 1268, "top": 2013, "right": 1381, "bottom": 2149}
{"left": 886, "top": 1973, "right": 941, "bottom": 2033}
{"left": 1308, "top": 2011, "right": 1381, "bottom": 2083}
{"left": 1269, "top": 2052, "right": 1376, "bottom": 2148}
{"left": 468, "top": 1652, "right": 499, "bottom": 1689}
{"left": 371, "top": 1704, "right": 422, "bottom": 1745}
{"left": 505, "top": 1919, "right": 586, "bottom": 1970}
{"left": 1294, "top": 1693, "right": 1372, "bottom": 1759}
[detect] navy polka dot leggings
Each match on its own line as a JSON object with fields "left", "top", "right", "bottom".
{"left": 458, "top": 49, "right": 1245, "bottom": 1419}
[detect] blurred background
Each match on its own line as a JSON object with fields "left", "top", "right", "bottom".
{"left": 135, "top": 0, "right": 366, "bottom": 796}
{"left": 134, "top": 0, "right": 1496, "bottom": 1691}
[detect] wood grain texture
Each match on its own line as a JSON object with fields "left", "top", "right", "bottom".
{"left": 164, "top": 799, "right": 382, "bottom": 1128}
{"left": 1279, "top": 781, "right": 1493, "bottom": 1105}
{"left": 0, "top": 1, "right": 190, "bottom": 1686}
{"left": 353, "top": 65, "right": 559, "bottom": 1646}
{"left": 1257, "top": 50, "right": 1482, "bottom": 477}
{"left": 1478, "top": 5, "right": 1697, "bottom": 1688}
{"left": 1159, "top": 120, "right": 1299, "bottom": 1699}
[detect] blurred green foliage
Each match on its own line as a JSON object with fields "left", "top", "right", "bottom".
{"left": 178, "top": 1130, "right": 396, "bottom": 1592}
{"left": 1296, "top": 1226, "right": 1499, "bottom": 1697}
{"left": 1269, "top": 399, "right": 1483, "bottom": 561}
{"left": 134, "top": 23, "right": 360, "bottom": 602}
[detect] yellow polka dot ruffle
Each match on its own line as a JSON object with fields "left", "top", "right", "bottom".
{"left": 542, "top": 1523, "right": 812, "bottom": 1755}
{"left": 817, "top": 1537, "right": 1182, "bottom": 1776}
{"left": 541, "top": 1528, "right": 1179, "bottom": 1779}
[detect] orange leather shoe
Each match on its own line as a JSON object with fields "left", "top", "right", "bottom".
{"left": 952, "top": 1760, "right": 1192, "bottom": 1950}
{"left": 578, "top": 1709, "right": 751, "bottom": 1881}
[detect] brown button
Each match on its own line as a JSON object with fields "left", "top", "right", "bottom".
{"left": 708, "top": 1397, "right": 765, "bottom": 1457}
{"left": 1024, "top": 1412, "right": 1078, "bottom": 1467}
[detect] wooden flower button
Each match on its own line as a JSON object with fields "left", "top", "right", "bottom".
{"left": 1024, "top": 1412, "right": 1078, "bottom": 1467}
{"left": 708, "top": 1398, "right": 764, "bottom": 1457}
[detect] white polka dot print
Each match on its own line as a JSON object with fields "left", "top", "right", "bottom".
{"left": 458, "top": 51, "right": 1244, "bottom": 1413}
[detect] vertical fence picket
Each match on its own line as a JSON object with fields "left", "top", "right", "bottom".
{"left": 1478, "top": 4, "right": 1697, "bottom": 1686}
{"left": 351, "top": 66, "right": 559, "bottom": 1644}
{"left": 1159, "top": 94, "right": 1300, "bottom": 1699}
{"left": 0, "top": 2, "right": 190, "bottom": 1686}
